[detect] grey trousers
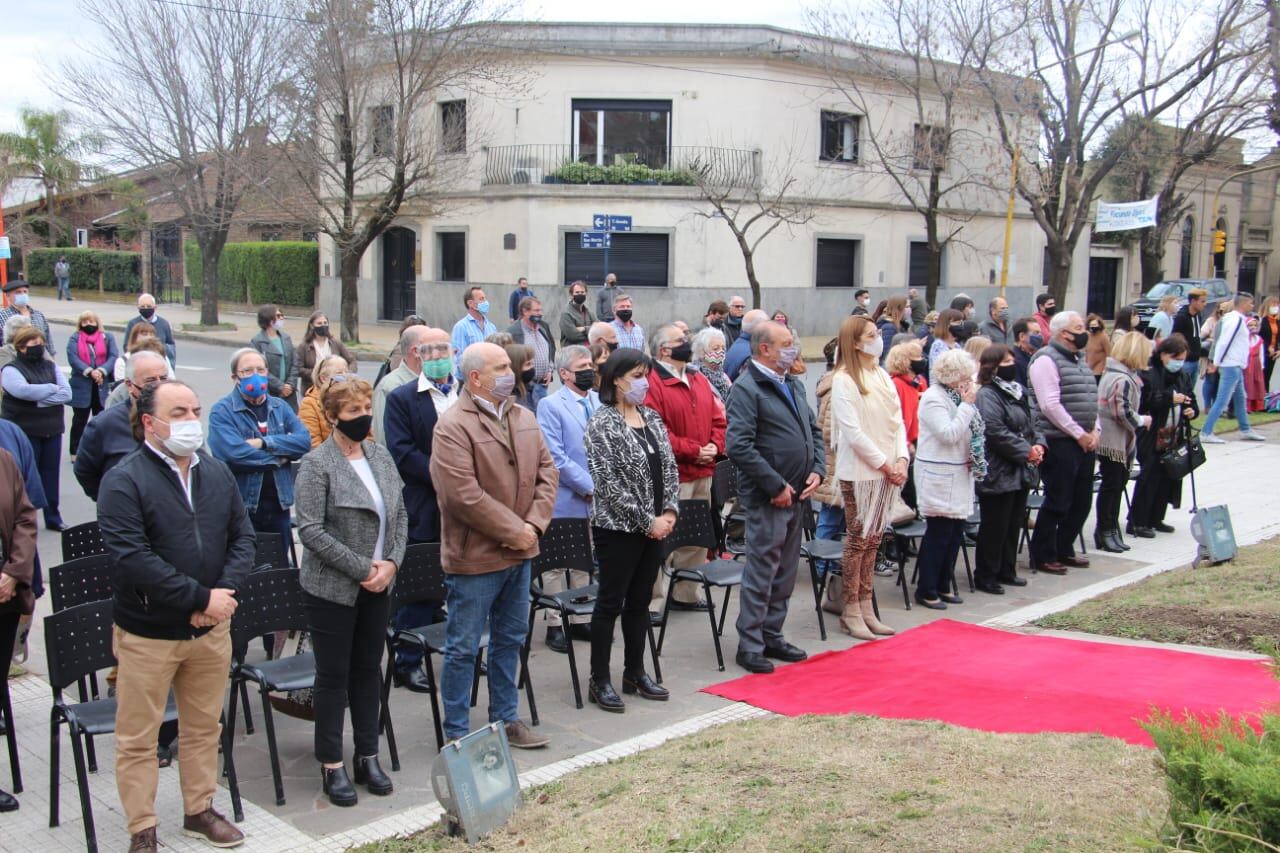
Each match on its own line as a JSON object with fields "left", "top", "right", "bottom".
{"left": 735, "top": 500, "right": 804, "bottom": 654}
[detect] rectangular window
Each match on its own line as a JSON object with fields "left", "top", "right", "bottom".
{"left": 815, "top": 238, "right": 860, "bottom": 288}
{"left": 820, "top": 111, "right": 860, "bottom": 163}
{"left": 438, "top": 232, "right": 466, "bottom": 282}
{"left": 563, "top": 231, "right": 669, "bottom": 287}
{"left": 259, "top": 230, "right": 282, "bottom": 242}
{"left": 370, "top": 105, "right": 394, "bottom": 157}
{"left": 908, "top": 241, "right": 931, "bottom": 290}
{"left": 571, "top": 99, "right": 672, "bottom": 168}
{"left": 912, "top": 124, "right": 947, "bottom": 170}
{"left": 440, "top": 100, "right": 467, "bottom": 154}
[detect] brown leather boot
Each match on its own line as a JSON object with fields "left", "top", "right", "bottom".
{"left": 838, "top": 603, "right": 876, "bottom": 641}
{"left": 860, "top": 598, "right": 895, "bottom": 636}
{"left": 128, "top": 827, "right": 159, "bottom": 852}
{"left": 183, "top": 807, "right": 245, "bottom": 847}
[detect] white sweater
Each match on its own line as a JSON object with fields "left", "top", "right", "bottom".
{"left": 830, "top": 367, "right": 909, "bottom": 483}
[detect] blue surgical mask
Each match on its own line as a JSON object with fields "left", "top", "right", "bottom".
{"left": 12, "top": 293, "right": 29, "bottom": 307}
{"left": 475, "top": 300, "right": 490, "bottom": 316}
{"left": 239, "top": 374, "right": 270, "bottom": 399}
{"left": 1029, "top": 334, "right": 1044, "bottom": 349}
{"left": 1166, "top": 359, "right": 1186, "bottom": 373}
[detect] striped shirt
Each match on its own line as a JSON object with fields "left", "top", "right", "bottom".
{"left": 523, "top": 321, "right": 551, "bottom": 380}
{"left": 612, "top": 319, "right": 646, "bottom": 351}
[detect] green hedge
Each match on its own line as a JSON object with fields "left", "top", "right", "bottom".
{"left": 550, "top": 161, "right": 697, "bottom": 185}
{"left": 26, "top": 247, "right": 142, "bottom": 293}
{"left": 185, "top": 241, "right": 318, "bottom": 307}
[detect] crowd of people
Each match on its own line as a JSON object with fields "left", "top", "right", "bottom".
{"left": 0, "top": 273, "right": 1263, "bottom": 851}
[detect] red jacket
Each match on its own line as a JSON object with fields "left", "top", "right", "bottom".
{"left": 644, "top": 362, "right": 726, "bottom": 482}
{"left": 892, "top": 373, "right": 928, "bottom": 446}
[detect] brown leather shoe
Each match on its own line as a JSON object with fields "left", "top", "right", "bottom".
{"left": 1059, "top": 555, "right": 1090, "bottom": 568}
{"left": 505, "top": 720, "right": 549, "bottom": 749}
{"left": 183, "top": 807, "right": 245, "bottom": 848}
{"left": 128, "top": 827, "right": 159, "bottom": 852}
{"left": 1032, "top": 560, "right": 1067, "bottom": 575}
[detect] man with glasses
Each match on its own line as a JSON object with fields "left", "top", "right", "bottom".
{"left": 74, "top": 351, "right": 170, "bottom": 501}
{"left": 723, "top": 296, "right": 747, "bottom": 346}
{"left": 643, "top": 323, "right": 726, "bottom": 615}
{"left": 382, "top": 327, "right": 456, "bottom": 691}
{"left": 208, "top": 349, "right": 312, "bottom": 562}
{"left": 507, "top": 296, "right": 556, "bottom": 410}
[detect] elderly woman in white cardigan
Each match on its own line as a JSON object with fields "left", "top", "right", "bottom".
{"left": 913, "top": 348, "right": 985, "bottom": 610}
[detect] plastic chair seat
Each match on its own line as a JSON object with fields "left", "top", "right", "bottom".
{"left": 801, "top": 538, "right": 844, "bottom": 562}
{"left": 891, "top": 519, "right": 928, "bottom": 539}
{"left": 395, "top": 622, "right": 487, "bottom": 654}
{"left": 67, "top": 695, "right": 178, "bottom": 736}
{"left": 239, "top": 653, "right": 316, "bottom": 693}
{"left": 673, "top": 559, "right": 744, "bottom": 587}
{"left": 537, "top": 584, "right": 600, "bottom": 617}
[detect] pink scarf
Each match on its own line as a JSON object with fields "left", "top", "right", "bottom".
{"left": 77, "top": 330, "right": 106, "bottom": 368}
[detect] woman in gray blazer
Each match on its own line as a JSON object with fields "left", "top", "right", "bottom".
{"left": 294, "top": 374, "right": 408, "bottom": 807}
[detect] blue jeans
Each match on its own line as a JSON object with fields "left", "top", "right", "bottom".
{"left": 441, "top": 560, "right": 530, "bottom": 741}
{"left": 56, "top": 276, "right": 70, "bottom": 299}
{"left": 1202, "top": 365, "right": 1249, "bottom": 435}
{"left": 529, "top": 381, "right": 549, "bottom": 411}
{"left": 814, "top": 503, "right": 845, "bottom": 575}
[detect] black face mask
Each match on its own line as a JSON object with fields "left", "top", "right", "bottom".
{"left": 81, "top": 325, "right": 98, "bottom": 335}
{"left": 709, "top": 318, "right": 723, "bottom": 329}
{"left": 996, "top": 364, "right": 1018, "bottom": 382}
{"left": 1029, "top": 334, "right": 1045, "bottom": 349}
{"left": 572, "top": 293, "right": 586, "bottom": 305}
{"left": 605, "top": 340, "right": 619, "bottom": 353}
{"left": 1070, "top": 331, "right": 1090, "bottom": 350}
{"left": 20, "top": 345, "right": 45, "bottom": 362}
{"left": 615, "top": 309, "right": 633, "bottom": 323}
{"left": 909, "top": 358, "right": 928, "bottom": 376}
{"left": 572, "top": 368, "right": 596, "bottom": 391}
{"left": 669, "top": 342, "right": 693, "bottom": 362}
{"left": 313, "top": 325, "right": 330, "bottom": 337}
{"left": 520, "top": 367, "right": 537, "bottom": 385}
{"left": 1044, "top": 305, "right": 1058, "bottom": 317}
{"left": 139, "top": 307, "right": 155, "bottom": 319}
{"left": 335, "top": 414, "right": 372, "bottom": 442}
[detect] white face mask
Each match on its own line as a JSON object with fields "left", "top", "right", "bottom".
{"left": 861, "top": 336, "right": 884, "bottom": 359}
{"left": 156, "top": 418, "right": 204, "bottom": 457}
{"left": 273, "top": 319, "right": 286, "bottom": 331}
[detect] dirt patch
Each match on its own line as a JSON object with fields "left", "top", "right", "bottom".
{"left": 355, "top": 715, "right": 1166, "bottom": 852}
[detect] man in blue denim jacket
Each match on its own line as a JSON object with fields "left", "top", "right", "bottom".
{"left": 208, "top": 348, "right": 312, "bottom": 561}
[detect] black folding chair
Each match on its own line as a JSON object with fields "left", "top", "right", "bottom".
{"left": 380, "top": 543, "right": 448, "bottom": 768}
{"left": 60, "top": 521, "right": 106, "bottom": 563}
{"left": 254, "top": 531, "right": 288, "bottom": 571}
{"left": 887, "top": 517, "right": 928, "bottom": 610}
{"left": 656, "top": 500, "right": 745, "bottom": 671}
{"left": 955, "top": 507, "right": 979, "bottom": 594}
{"left": 224, "top": 569, "right": 314, "bottom": 820}
{"left": 711, "top": 460, "right": 745, "bottom": 557}
{"left": 800, "top": 503, "right": 851, "bottom": 641}
{"left": 45, "top": 600, "right": 178, "bottom": 853}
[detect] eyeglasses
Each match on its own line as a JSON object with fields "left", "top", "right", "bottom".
{"left": 327, "top": 373, "right": 360, "bottom": 384}
{"left": 235, "top": 366, "right": 269, "bottom": 378}
{"left": 418, "top": 343, "right": 452, "bottom": 356}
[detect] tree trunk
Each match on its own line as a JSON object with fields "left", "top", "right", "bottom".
{"left": 339, "top": 249, "right": 362, "bottom": 344}
{"left": 924, "top": 213, "right": 943, "bottom": 309}
{"left": 1045, "top": 243, "right": 1072, "bottom": 307}
{"left": 1139, "top": 230, "right": 1164, "bottom": 292}
{"left": 197, "top": 230, "right": 228, "bottom": 326}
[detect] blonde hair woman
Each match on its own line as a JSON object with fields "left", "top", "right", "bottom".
{"left": 66, "top": 309, "right": 118, "bottom": 457}
{"left": 1094, "top": 331, "right": 1152, "bottom": 552}
{"left": 299, "top": 354, "right": 351, "bottom": 447}
{"left": 829, "top": 315, "right": 909, "bottom": 639}
{"left": 963, "top": 335, "right": 991, "bottom": 362}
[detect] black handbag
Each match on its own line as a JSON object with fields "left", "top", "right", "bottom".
{"left": 1159, "top": 422, "right": 1206, "bottom": 481}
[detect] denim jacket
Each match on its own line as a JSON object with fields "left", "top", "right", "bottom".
{"left": 207, "top": 388, "right": 313, "bottom": 512}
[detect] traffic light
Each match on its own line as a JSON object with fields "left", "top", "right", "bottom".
{"left": 1212, "top": 230, "right": 1227, "bottom": 254}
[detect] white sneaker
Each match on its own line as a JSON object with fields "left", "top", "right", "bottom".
{"left": 1201, "top": 434, "right": 1225, "bottom": 444}
{"left": 1240, "top": 431, "right": 1267, "bottom": 442}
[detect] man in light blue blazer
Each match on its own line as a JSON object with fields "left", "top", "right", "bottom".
{"left": 534, "top": 344, "right": 598, "bottom": 652}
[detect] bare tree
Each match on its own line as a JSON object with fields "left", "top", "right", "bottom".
{"left": 688, "top": 152, "right": 817, "bottom": 310}
{"left": 275, "top": 0, "right": 518, "bottom": 342}
{"left": 1269, "top": 0, "right": 1280, "bottom": 140}
{"left": 59, "top": 0, "right": 298, "bottom": 325}
{"left": 971, "top": 0, "right": 1264, "bottom": 304}
{"left": 808, "top": 0, "right": 1013, "bottom": 308}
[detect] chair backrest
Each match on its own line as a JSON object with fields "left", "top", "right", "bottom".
{"left": 43, "top": 600, "right": 116, "bottom": 693}
{"left": 254, "top": 532, "right": 288, "bottom": 571}
{"left": 663, "top": 499, "right": 718, "bottom": 557}
{"left": 390, "top": 543, "right": 446, "bottom": 612}
{"left": 61, "top": 521, "right": 107, "bottom": 562}
{"left": 531, "top": 518, "right": 595, "bottom": 581}
{"left": 229, "top": 568, "right": 309, "bottom": 659}
{"left": 49, "top": 554, "right": 115, "bottom": 612}
{"left": 711, "top": 460, "right": 737, "bottom": 508}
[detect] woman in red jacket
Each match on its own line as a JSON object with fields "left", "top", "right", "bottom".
{"left": 886, "top": 340, "right": 928, "bottom": 510}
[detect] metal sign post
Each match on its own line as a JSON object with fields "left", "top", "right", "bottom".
{"left": 586, "top": 214, "right": 632, "bottom": 282}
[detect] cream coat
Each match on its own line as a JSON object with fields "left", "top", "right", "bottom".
{"left": 914, "top": 384, "right": 978, "bottom": 519}
{"left": 830, "top": 367, "right": 909, "bottom": 483}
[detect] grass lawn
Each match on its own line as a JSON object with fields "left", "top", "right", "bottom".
{"left": 355, "top": 715, "right": 1166, "bottom": 852}
{"left": 1038, "top": 536, "right": 1280, "bottom": 654}
{"left": 1190, "top": 410, "right": 1280, "bottom": 433}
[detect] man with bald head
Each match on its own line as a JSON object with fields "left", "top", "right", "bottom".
{"left": 125, "top": 293, "right": 178, "bottom": 364}
{"left": 725, "top": 321, "right": 824, "bottom": 674}
{"left": 587, "top": 321, "right": 619, "bottom": 352}
{"left": 75, "top": 350, "right": 170, "bottom": 501}
{"left": 430, "top": 342, "right": 558, "bottom": 748}
{"left": 373, "top": 324, "right": 433, "bottom": 443}
{"left": 723, "top": 309, "right": 770, "bottom": 379}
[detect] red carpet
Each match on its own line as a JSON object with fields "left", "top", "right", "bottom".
{"left": 704, "top": 620, "right": 1280, "bottom": 746}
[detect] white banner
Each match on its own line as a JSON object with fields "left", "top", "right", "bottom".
{"left": 1095, "top": 197, "right": 1158, "bottom": 232}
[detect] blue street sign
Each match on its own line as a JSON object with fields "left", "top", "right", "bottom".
{"left": 592, "top": 214, "right": 632, "bottom": 232}
{"left": 581, "top": 231, "right": 611, "bottom": 249}
{"left": 592, "top": 213, "right": 607, "bottom": 230}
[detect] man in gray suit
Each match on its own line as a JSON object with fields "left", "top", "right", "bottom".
{"left": 725, "top": 322, "right": 825, "bottom": 674}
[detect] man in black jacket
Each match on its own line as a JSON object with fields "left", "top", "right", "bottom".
{"left": 725, "top": 322, "right": 825, "bottom": 674}
{"left": 73, "top": 350, "right": 168, "bottom": 501}
{"left": 1171, "top": 288, "right": 1207, "bottom": 384}
{"left": 98, "top": 380, "right": 255, "bottom": 852}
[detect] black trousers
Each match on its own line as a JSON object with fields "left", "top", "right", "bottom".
{"left": 1130, "top": 447, "right": 1176, "bottom": 528}
{"left": 1030, "top": 437, "right": 1095, "bottom": 564}
{"left": 590, "top": 527, "right": 662, "bottom": 683}
{"left": 975, "top": 489, "right": 1027, "bottom": 584}
{"left": 1095, "top": 458, "right": 1129, "bottom": 534}
{"left": 304, "top": 588, "right": 391, "bottom": 764}
{"left": 69, "top": 393, "right": 104, "bottom": 456}
{"left": 916, "top": 516, "right": 965, "bottom": 602}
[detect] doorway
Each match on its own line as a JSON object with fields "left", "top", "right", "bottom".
{"left": 1087, "top": 257, "right": 1120, "bottom": 319}
{"left": 1238, "top": 256, "right": 1259, "bottom": 295}
{"left": 381, "top": 227, "right": 416, "bottom": 321}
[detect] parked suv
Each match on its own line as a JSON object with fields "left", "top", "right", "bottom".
{"left": 1132, "top": 278, "right": 1230, "bottom": 331}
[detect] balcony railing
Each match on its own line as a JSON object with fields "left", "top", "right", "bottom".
{"left": 483, "top": 144, "right": 758, "bottom": 188}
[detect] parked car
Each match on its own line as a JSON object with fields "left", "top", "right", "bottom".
{"left": 1132, "top": 278, "right": 1230, "bottom": 332}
